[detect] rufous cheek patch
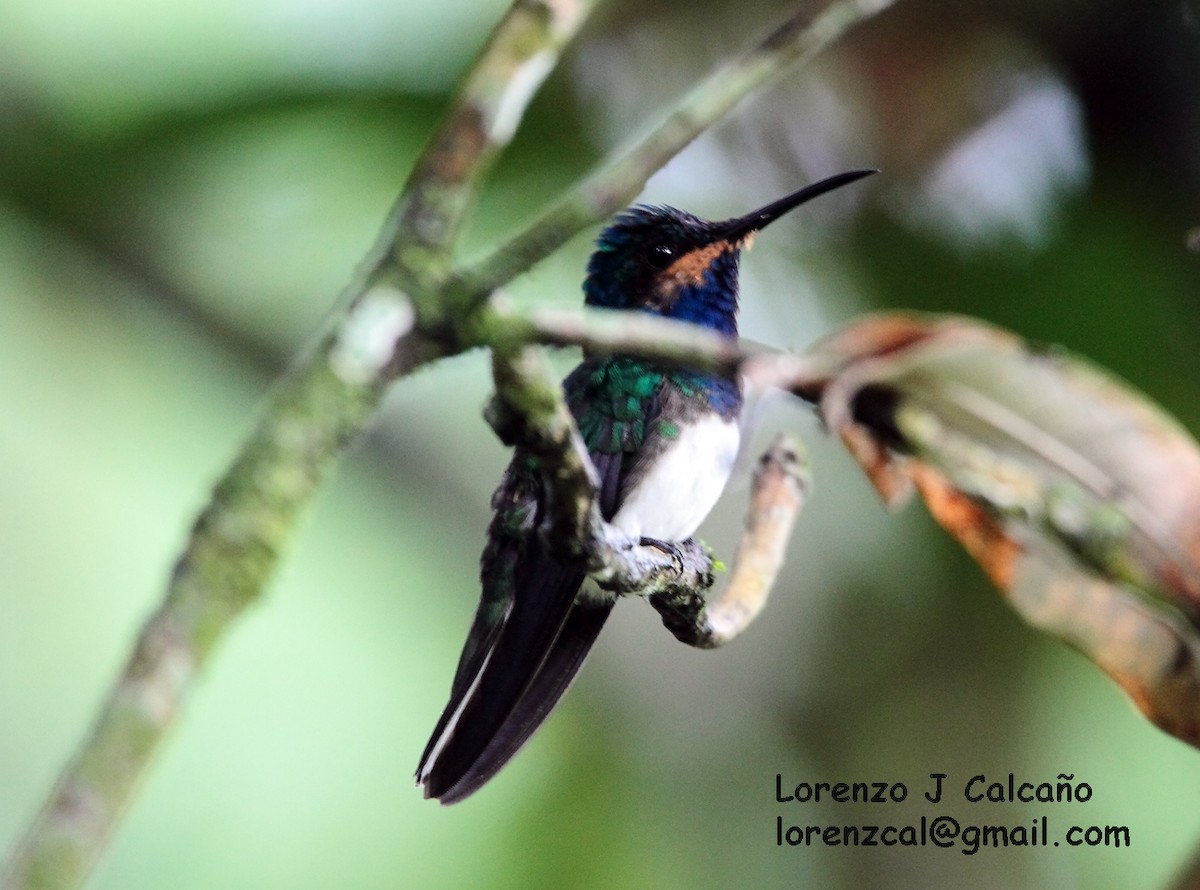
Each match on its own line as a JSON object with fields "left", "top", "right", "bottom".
{"left": 654, "top": 240, "right": 735, "bottom": 307}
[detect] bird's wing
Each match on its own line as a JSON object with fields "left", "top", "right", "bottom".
{"left": 416, "top": 540, "right": 598, "bottom": 801}
{"left": 417, "top": 367, "right": 656, "bottom": 802}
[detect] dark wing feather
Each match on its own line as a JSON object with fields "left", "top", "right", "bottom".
{"left": 417, "top": 545, "right": 588, "bottom": 800}
{"left": 430, "top": 595, "right": 615, "bottom": 803}
{"left": 416, "top": 448, "right": 630, "bottom": 803}
{"left": 417, "top": 359, "right": 662, "bottom": 802}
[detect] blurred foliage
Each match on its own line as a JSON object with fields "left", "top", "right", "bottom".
{"left": 2, "top": 0, "right": 1199, "bottom": 888}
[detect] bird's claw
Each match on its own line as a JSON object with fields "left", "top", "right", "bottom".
{"left": 639, "top": 536, "right": 686, "bottom": 573}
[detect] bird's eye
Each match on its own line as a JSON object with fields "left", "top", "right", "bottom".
{"left": 646, "top": 242, "right": 676, "bottom": 270}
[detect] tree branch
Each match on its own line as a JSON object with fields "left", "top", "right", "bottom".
{"left": 1, "top": 0, "right": 896, "bottom": 884}
{"left": 487, "top": 343, "right": 714, "bottom": 593}
{"left": 459, "top": 0, "right": 897, "bottom": 299}
{"left": 483, "top": 299, "right": 834, "bottom": 397}
{"left": 0, "top": 4, "right": 591, "bottom": 887}
{"left": 487, "top": 338, "right": 811, "bottom": 649}
{"left": 383, "top": 0, "right": 598, "bottom": 318}
{"left": 651, "top": 434, "right": 811, "bottom": 648}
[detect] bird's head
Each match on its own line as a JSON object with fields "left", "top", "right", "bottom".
{"left": 583, "top": 169, "right": 875, "bottom": 336}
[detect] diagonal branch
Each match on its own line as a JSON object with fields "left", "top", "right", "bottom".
{"left": 1, "top": 0, "right": 896, "bottom": 886}
{"left": 0, "top": 4, "right": 592, "bottom": 888}
{"left": 487, "top": 341, "right": 811, "bottom": 648}
{"left": 383, "top": 0, "right": 598, "bottom": 315}
{"left": 459, "top": 0, "right": 897, "bottom": 299}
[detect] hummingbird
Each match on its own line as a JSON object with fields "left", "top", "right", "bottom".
{"left": 417, "top": 169, "right": 875, "bottom": 803}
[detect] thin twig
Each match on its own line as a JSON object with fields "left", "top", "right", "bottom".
{"left": 1, "top": 0, "right": 896, "bottom": 884}
{"left": 651, "top": 434, "right": 810, "bottom": 648}
{"left": 487, "top": 339, "right": 810, "bottom": 647}
{"left": 384, "top": 0, "right": 598, "bottom": 317}
{"left": 459, "top": 0, "right": 897, "bottom": 299}
{"left": 484, "top": 300, "right": 833, "bottom": 398}
{"left": 487, "top": 344, "right": 717, "bottom": 592}
{"left": 480, "top": 301, "right": 745, "bottom": 370}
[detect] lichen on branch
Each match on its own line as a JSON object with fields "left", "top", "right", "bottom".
{"left": 0, "top": 1, "right": 899, "bottom": 886}
{"left": 487, "top": 344, "right": 810, "bottom": 647}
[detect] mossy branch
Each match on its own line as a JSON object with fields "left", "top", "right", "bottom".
{"left": 0, "top": 2, "right": 592, "bottom": 885}
{"left": 485, "top": 342, "right": 811, "bottom": 647}
{"left": 0, "top": 0, "right": 895, "bottom": 887}
{"left": 461, "top": 0, "right": 897, "bottom": 297}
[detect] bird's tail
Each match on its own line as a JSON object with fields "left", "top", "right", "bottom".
{"left": 417, "top": 555, "right": 611, "bottom": 803}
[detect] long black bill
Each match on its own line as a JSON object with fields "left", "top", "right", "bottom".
{"left": 718, "top": 168, "right": 877, "bottom": 242}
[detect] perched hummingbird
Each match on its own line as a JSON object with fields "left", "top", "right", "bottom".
{"left": 417, "top": 169, "right": 875, "bottom": 803}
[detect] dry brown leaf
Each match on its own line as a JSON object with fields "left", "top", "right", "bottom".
{"left": 800, "top": 312, "right": 1200, "bottom": 746}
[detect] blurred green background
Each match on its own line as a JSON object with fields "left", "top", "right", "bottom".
{"left": 2, "top": 0, "right": 1200, "bottom": 887}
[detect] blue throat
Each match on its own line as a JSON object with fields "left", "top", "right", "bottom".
{"left": 680, "top": 369, "right": 741, "bottom": 419}
{"left": 665, "top": 254, "right": 740, "bottom": 336}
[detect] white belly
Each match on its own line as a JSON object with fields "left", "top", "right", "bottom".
{"left": 608, "top": 414, "right": 740, "bottom": 541}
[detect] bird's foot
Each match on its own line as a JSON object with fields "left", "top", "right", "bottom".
{"left": 638, "top": 536, "right": 685, "bottom": 573}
